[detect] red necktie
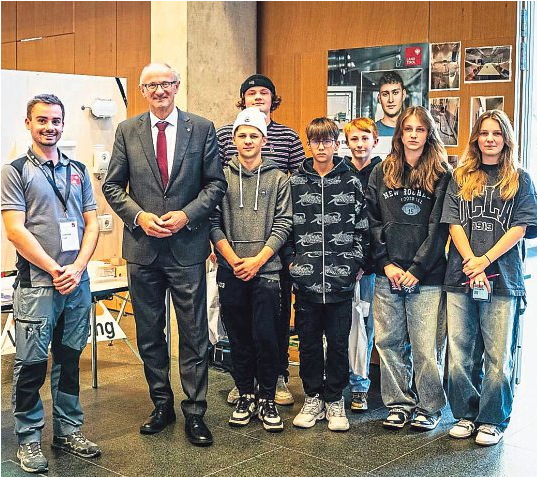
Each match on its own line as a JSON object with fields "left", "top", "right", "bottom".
{"left": 156, "top": 121, "right": 169, "bottom": 188}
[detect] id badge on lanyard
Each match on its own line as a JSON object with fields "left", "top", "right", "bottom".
{"left": 59, "top": 217, "right": 80, "bottom": 251}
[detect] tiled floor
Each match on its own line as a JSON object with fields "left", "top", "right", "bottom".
{"left": 2, "top": 253, "right": 537, "bottom": 476}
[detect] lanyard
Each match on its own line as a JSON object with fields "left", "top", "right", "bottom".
{"left": 26, "top": 150, "right": 71, "bottom": 214}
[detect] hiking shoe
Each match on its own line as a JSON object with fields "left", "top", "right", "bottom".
{"left": 410, "top": 411, "right": 441, "bottom": 431}
{"left": 476, "top": 424, "right": 504, "bottom": 446}
{"left": 275, "top": 375, "right": 294, "bottom": 405}
{"left": 351, "top": 392, "right": 368, "bottom": 412}
{"left": 227, "top": 386, "right": 240, "bottom": 405}
{"left": 17, "top": 442, "right": 48, "bottom": 473}
{"left": 293, "top": 394, "right": 326, "bottom": 428}
{"left": 229, "top": 394, "right": 257, "bottom": 427}
{"left": 52, "top": 431, "right": 101, "bottom": 458}
{"left": 258, "top": 398, "right": 284, "bottom": 432}
{"left": 326, "top": 397, "right": 350, "bottom": 432}
{"left": 383, "top": 408, "right": 411, "bottom": 429}
{"left": 449, "top": 419, "right": 476, "bottom": 439}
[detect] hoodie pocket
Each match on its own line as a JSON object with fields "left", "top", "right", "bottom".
{"left": 289, "top": 254, "right": 321, "bottom": 291}
{"left": 383, "top": 222, "right": 428, "bottom": 269}
{"left": 231, "top": 240, "right": 265, "bottom": 259}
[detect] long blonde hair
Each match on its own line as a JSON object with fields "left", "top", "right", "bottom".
{"left": 454, "top": 110, "right": 519, "bottom": 201}
{"left": 382, "top": 106, "right": 448, "bottom": 194}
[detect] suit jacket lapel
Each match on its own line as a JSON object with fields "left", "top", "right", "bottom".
{"left": 168, "top": 108, "right": 192, "bottom": 187}
{"left": 137, "top": 112, "right": 165, "bottom": 191}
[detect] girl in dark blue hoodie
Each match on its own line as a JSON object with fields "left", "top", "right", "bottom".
{"left": 367, "top": 106, "right": 451, "bottom": 431}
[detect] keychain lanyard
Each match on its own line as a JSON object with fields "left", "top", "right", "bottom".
{"left": 26, "top": 149, "right": 71, "bottom": 214}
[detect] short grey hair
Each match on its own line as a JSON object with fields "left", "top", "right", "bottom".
{"left": 139, "top": 63, "right": 180, "bottom": 85}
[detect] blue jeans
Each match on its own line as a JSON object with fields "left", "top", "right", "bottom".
{"left": 446, "top": 292, "right": 519, "bottom": 431}
{"left": 12, "top": 282, "right": 91, "bottom": 443}
{"left": 373, "top": 277, "right": 446, "bottom": 415}
{"left": 349, "top": 274, "right": 375, "bottom": 393}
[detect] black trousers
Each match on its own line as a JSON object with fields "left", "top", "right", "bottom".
{"left": 217, "top": 267, "right": 280, "bottom": 399}
{"left": 294, "top": 295, "right": 352, "bottom": 403}
{"left": 277, "top": 249, "right": 293, "bottom": 379}
{"left": 127, "top": 242, "right": 209, "bottom": 417}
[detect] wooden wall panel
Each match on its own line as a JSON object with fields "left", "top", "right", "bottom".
{"left": 1, "top": 1, "right": 17, "bottom": 42}
{"left": 17, "top": 34, "right": 75, "bottom": 73}
{"left": 16, "top": 1, "right": 74, "bottom": 40}
{"left": 1, "top": 42, "right": 16, "bottom": 69}
{"left": 259, "top": 2, "right": 429, "bottom": 56}
{"left": 74, "top": 2, "right": 117, "bottom": 76}
{"left": 116, "top": 1, "right": 151, "bottom": 118}
{"left": 429, "top": 2, "right": 516, "bottom": 42}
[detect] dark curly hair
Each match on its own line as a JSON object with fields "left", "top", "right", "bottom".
{"left": 235, "top": 94, "right": 282, "bottom": 112}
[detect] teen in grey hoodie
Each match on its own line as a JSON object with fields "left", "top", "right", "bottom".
{"left": 209, "top": 108, "right": 292, "bottom": 432}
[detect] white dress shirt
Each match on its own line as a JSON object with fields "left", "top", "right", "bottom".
{"left": 149, "top": 107, "right": 178, "bottom": 177}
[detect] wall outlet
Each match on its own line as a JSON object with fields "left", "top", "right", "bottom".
{"left": 98, "top": 214, "right": 113, "bottom": 232}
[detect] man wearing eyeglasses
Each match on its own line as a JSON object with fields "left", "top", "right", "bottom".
{"left": 103, "top": 63, "right": 226, "bottom": 447}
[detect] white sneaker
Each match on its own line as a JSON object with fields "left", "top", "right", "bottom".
{"left": 449, "top": 419, "right": 475, "bottom": 439}
{"left": 227, "top": 386, "right": 240, "bottom": 405}
{"left": 326, "top": 397, "right": 349, "bottom": 432}
{"left": 258, "top": 399, "right": 284, "bottom": 432}
{"left": 476, "top": 424, "right": 504, "bottom": 446}
{"left": 275, "top": 376, "right": 294, "bottom": 405}
{"left": 293, "top": 394, "right": 325, "bottom": 428}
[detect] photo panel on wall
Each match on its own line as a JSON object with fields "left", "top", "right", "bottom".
{"left": 464, "top": 46, "right": 512, "bottom": 83}
{"left": 470, "top": 96, "right": 505, "bottom": 132}
{"left": 328, "top": 43, "right": 429, "bottom": 158}
{"left": 429, "top": 97, "right": 460, "bottom": 147}
{"left": 430, "top": 42, "right": 461, "bottom": 91}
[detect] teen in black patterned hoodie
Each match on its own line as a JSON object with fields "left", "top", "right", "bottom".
{"left": 287, "top": 118, "right": 369, "bottom": 432}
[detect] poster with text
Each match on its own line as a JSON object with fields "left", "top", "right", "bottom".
{"left": 328, "top": 43, "right": 429, "bottom": 158}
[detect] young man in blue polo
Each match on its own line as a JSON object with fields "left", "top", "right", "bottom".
{"left": 2, "top": 94, "right": 101, "bottom": 473}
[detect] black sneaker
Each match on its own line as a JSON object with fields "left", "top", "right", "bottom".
{"left": 382, "top": 408, "right": 410, "bottom": 429}
{"left": 351, "top": 392, "right": 368, "bottom": 412}
{"left": 258, "top": 399, "right": 284, "bottom": 432}
{"left": 17, "top": 442, "right": 48, "bottom": 473}
{"left": 410, "top": 411, "right": 441, "bottom": 431}
{"left": 52, "top": 431, "right": 101, "bottom": 458}
{"left": 229, "top": 394, "right": 257, "bottom": 427}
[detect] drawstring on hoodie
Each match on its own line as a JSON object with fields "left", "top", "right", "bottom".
{"left": 254, "top": 166, "right": 261, "bottom": 211}
{"left": 238, "top": 161, "right": 262, "bottom": 211}
{"left": 239, "top": 162, "right": 244, "bottom": 208}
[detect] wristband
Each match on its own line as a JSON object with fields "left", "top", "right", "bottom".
{"left": 484, "top": 253, "right": 492, "bottom": 265}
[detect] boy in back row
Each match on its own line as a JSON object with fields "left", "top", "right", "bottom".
{"left": 287, "top": 118, "right": 369, "bottom": 431}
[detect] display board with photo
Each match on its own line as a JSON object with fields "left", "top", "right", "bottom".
{"left": 429, "top": 97, "right": 460, "bottom": 146}
{"left": 464, "top": 46, "right": 512, "bottom": 83}
{"left": 430, "top": 42, "right": 461, "bottom": 91}
{"left": 470, "top": 96, "right": 505, "bottom": 132}
{"left": 328, "top": 43, "right": 429, "bottom": 158}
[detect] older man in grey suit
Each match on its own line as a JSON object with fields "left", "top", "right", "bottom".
{"left": 103, "top": 63, "right": 226, "bottom": 446}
